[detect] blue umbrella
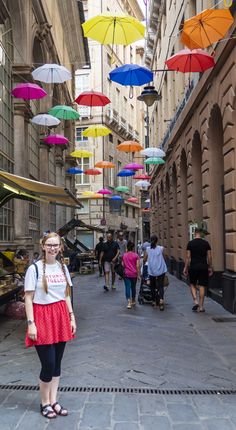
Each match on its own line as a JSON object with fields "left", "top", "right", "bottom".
{"left": 110, "top": 195, "right": 123, "bottom": 200}
{"left": 66, "top": 167, "right": 83, "bottom": 174}
{"left": 117, "top": 169, "right": 135, "bottom": 177}
{"left": 109, "top": 64, "right": 153, "bottom": 87}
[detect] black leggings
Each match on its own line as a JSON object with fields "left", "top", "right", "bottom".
{"left": 149, "top": 274, "right": 165, "bottom": 303}
{"left": 35, "top": 342, "right": 66, "bottom": 383}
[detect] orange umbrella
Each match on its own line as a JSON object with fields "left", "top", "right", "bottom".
{"left": 95, "top": 161, "right": 115, "bottom": 168}
{"left": 181, "top": 9, "right": 234, "bottom": 49}
{"left": 116, "top": 141, "right": 143, "bottom": 152}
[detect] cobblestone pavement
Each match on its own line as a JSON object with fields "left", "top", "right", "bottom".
{"left": 0, "top": 272, "right": 236, "bottom": 429}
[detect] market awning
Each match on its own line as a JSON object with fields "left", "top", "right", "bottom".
{"left": 0, "top": 171, "right": 83, "bottom": 209}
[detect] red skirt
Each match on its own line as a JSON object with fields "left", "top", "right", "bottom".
{"left": 25, "top": 300, "right": 75, "bottom": 347}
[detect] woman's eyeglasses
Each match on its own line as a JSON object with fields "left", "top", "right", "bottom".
{"left": 45, "top": 244, "right": 60, "bottom": 249}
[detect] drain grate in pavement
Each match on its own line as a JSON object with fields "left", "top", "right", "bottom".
{"left": 0, "top": 385, "right": 236, "bottom": 395}
{"left": 212, "top": 317, "right": 236, "bottom": 323}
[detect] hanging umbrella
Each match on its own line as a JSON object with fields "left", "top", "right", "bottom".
{"left": 110, "top": 195, "right": 123, "bottom": 200}
{"left": 32, "top": 64, "right": 72, "bottom": 83}
{"left": 70, "top": 150, "right": 93, "bottom": 158}
{"left": 145, "top": 198, "right": 150, "bottom": 203}
{"left": 127, "top": 197, "right": 138, "bottom": 203}
{"left": 140, "top": 147, "right": 165, "bottom": 157}
{"left": 82, "top": 125, "right": 111, "bottom": 138}
{"left": 117, "top": 141, "right": 143, "bottom": 152}
{"left": 84, "top": 168, "right": 102, "bottom": 175}
{"left": 75, "top": 91, "right": 110, "bottom": 107}
{"left": 115, "top": 186, "right": 130, "bottom": 193}
{"left": 95, "top": 161, "right": 115, "bottom": 168}
{"left": 44, "top": 134, "right": 69, "bottom": 145}
{"left": 135, "top": 180, "right": 151, "bottom": 187}
{"left": 132, "top": 174, "right": 151, "bottom": 180}
{"left": 92, "top": 193, "right": 103, "bottom": 199}
{"left": 48, "top": 105, "right": 80, "bottom": 120}
{"left": 117, "top": 170, "right": 135, "bottom": 177}
{"left": 144, "top": 157, "right": 165, "bottom": 165}
{"left": 31, "top": 114, "right": 60, "bottom": 127}
{"left": 124, "top": 163, "right": 144, "bottom": 170}
{"left": 82, "top": 14, "right": 145, "bottom": 46}
{"left": 165, "top": 49, "right": 215, "bottom": 73}
{"left": 180, "top": 9, "right": 234, "bottom": 50}
{"left": 109, "top": 64, "right": 153, "bottom": 97}
{"left": 66, "top": 167, "right": 84, "bottom": 174}
{"left": 98, "top": 188, "right": 112, "bottom": 195}
{"left": 82, "top": 191, "right": 96, "bottom": 197}
{"left": 11, "top": 83, "right": 47, "bottom": 100}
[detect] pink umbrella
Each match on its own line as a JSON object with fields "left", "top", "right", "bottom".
{"left": 124, "top": 163, "right": 144, "bottom": 170}
{"left": 11, "top": 83, "right": 47, "bottom": 100}
{"left": 43, "top": 134, "right": 69, "bottom": 145}
{"left": 98, "top": 188, "right": 112, "bottom": 195}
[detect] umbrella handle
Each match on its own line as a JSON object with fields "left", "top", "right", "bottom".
{"left": 129, "top": 86, "right": 134, "bottom": 99}
{"left": 224, "top": 0, "right": 232, "bottom": 6}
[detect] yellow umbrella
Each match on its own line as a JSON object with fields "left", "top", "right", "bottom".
{"left": 70, "top": 150, "right": 93, "bottom": 158}
{"left": 82, "top": 191, "right": 96, "bottom": 197}
{"left": 82, "top": 125, "right": 111, "bottom": 138}
{"left": 82, "top": 14, "right": 145, "bottom": 46}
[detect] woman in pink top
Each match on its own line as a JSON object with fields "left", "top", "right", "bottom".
{"left": 122, "top": 241, "right": 140, "bottom": 309}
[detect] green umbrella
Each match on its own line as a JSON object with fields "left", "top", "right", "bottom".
{"left": 144, "top": 157, "right": 165, "bottom": 165}
{"left": 48, "top": 105, "right": 80, "bottom": 120}
{"left": 115, "top": 186, "right": 130, "bottom": 193}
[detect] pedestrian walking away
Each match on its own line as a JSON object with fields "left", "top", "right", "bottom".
{"left": 99, "top": 232, "right": 120, "bottom": 291}
{"left": 183, "top": 227, "right": 213, "bottom": 312}
{"left": 24, "top": 232, "right": 76, "bottom": 419}
{"left": 143, "top": 235, "right": 167, "bottom": 310}
{"left": 116, "top": 231, "right": 127, "bottom": 258}
{"left": 95, "top": 236, "right": 104, "bottom": 277}
{"left": 122, "top": 241, "right": 140, "bottom": 309}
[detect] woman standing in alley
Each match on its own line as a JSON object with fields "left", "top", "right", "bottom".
{"left": 122, "top": 241, "right": 140, "bottom": 309}
{"left": 143, "top": 235, "right": 167, "bottom": 311}
{"left": 24, "top": 232, "right": 76, "bottom": 419}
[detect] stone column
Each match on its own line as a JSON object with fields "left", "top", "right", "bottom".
{"left": 55, "top": 147, "right": 65, "bottom": 229}
{"left": 39, "top": 139, "right": 50, "bottom": 233}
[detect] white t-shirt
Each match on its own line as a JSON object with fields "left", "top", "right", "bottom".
{"left": 24, "top": 260, "right": 72, "bottom": 304}
{"left": 146, "top": 246, "right": 167, "bottom": 276}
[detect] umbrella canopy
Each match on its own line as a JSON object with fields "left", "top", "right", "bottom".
{"left": 109, "top": 64, "right": 153, "bottom": 86}
{"left": 110, "top": 195, "right": 123, "bottom": 200}
{"left": 70, "top": 150, "right": 93, "bottom": 158}
{"left": 32, "top": 63, "right": 72, "bottom": 83}
{"left": 75, "top": 91, "right": 110, "bottom": 107}
{"left": 165, "top": 49, "right": 215, "bottom": 73}
{"left": 82, "top": 14, "right": 145, "bottom": 45}
{"left": 117, "top": 141, "right": 143, "bottom": 152}
{"left": 132, "top": 174, "right": 151, "bottom": 180}
{"left": 98, "top": 188, "right": 112, "bottom": 195}
{"left": 44, "top": 134, "right": 69, "bottom": 145}
{"left": 180, "top": 9, "right": 234, "bottom": 50}
{"left": 11, "top": 83, "right": 47, "bottom": 100}
{"left": 127, "top": 197, "right": 138, "bottom": 203}
{"left": 124, "top": 163, "right": 144, "bottom": 170}
{"left": 84, "top": 168, "right": 102, "bottom": 175}
{"left": 48, "top": 105, "right": 80, "bottom": 120}
{"left": 144, "top": 157, "right": 165, "bottom": 165}
{"left": 115, "top": 186, "right": 130, "bottom": 193}
{"left": 92, "top": 193, "right": 103, "bottom": 199}
{"left": 31, "top": 114, "right": 60, "bottom": 127}
{"left": 66, "top": 167, "right": 83, "bottom": 174}
{"left": 135, "top": 180, "right": 151, "bottom": 187}
{"left": 117, "top": 170, "right": 135, "bottom": 177}
{"left": 82, "top": 125, "right": 111, "bottom": 138}
{"left": 140, "top": 147, "right": 165, "bottom": 158}
{"left": 95, "top": 161, "right": 115, "bottom": 168}
{"left": 82, "top": 191, "right": 96, "bottom": 197}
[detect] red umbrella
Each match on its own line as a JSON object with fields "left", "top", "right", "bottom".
{"left": 84, "top": 168, "right": 102, "bottom": 175}
{"left": 132, "top": 174, "right": 151, "bottom": 180}
{"left": 127, "top": 197, "right": 138, "bottom": 203}
{"left": 165, "top": 49, "right": 215, "bottom": 73}
{"left": 75, "top": 90, "right": 110, "bottom": 107}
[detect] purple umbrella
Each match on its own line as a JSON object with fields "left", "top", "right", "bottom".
{"left": 44, "top": 134, "right": 69, "bottom": 145}
{"left": 124, "top": 163, "right": 144, "bottom": 170}
{"left": 11, "top": 83, "right": 47, "bottom": 100}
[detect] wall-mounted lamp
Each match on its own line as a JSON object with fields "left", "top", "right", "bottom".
{"left": 137, "top": 85, "right": 161, "bottom": 107}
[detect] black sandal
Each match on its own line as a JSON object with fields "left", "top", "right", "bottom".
{"left": 40, "top": 403, "right": 57, "bottom": 419}
{"left": 192, "top": 304, "right": 199, "bottom": 311}
{"left": 51, "top": 401, "right": 68, "bottom": 416}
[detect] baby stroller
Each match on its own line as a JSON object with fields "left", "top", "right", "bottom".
{"left": 138, "top": 263, "right": 153, "bottom": 305}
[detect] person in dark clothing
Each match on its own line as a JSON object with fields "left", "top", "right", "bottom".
{"left": 183, "top": 228, "right": 213, "bottom": 312}
{"left": 95, "top": 237, "right": 104, "bottom": 276}
{"left": 99, "top": 232, "right": 120, "bottom": 291}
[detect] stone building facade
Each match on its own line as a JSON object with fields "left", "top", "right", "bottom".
{"left": 0, "top": 0, "right": 88, "bottom": 253}
{"left": 145, "top": 0, "right": 236, "bottom": 312}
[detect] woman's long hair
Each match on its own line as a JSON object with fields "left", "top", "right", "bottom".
{"left": 150, "top": 235, "right": 158, "bottom": 249}
{"left": 41, "top": 232, "right": 71, "bottom": 296}
{"left": 127, "top": 240, "right": 135, "bottom": 252}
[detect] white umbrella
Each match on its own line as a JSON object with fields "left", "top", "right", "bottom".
{"left": 145, "top": 198, "right": 150, "bottom": 203}
{"left": 31, "top": 114, "right": 60, "bottom": 127}
{"left": 134, "top": 180, "right": 151, "bottom": 187}
{"left": 140, "top": 147, "right": 166, "bottom": 158}
{"left": 32, "top": 64, "right": 72, "bottom": 83}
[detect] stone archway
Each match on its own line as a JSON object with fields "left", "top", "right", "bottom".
{"left": 160, "top": 181, "right": 164, "bottom": 243}
{"left": 208, "top": 104, "right": 225, "bottom": 271}
{"left": 165, "top": 173, "right": 171, "bottom": 256}
{"left": 179, "top": 150, "right": 188, "bottom": 259}
{"left": 191, "top": 131, "right": 203, "bottom": 223}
